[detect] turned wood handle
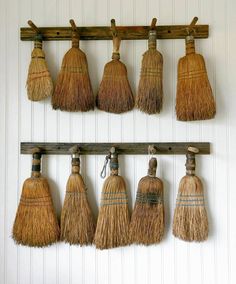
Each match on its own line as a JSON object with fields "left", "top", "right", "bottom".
{"left": 28, "top": 20, "right": 40, "bottom": 33}
{"left": 190, "top": 17, "right": 198, "bottom": 27}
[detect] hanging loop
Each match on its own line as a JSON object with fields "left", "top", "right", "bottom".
{"left": 100, "top": 153, "right": 111, "bottom": 178}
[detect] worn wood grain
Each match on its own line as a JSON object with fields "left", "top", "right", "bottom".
{"left": 20, "top": 25, "right": 209, "bottom": 41}
{"left": 20, "top": 142, "right": 210, "bottom": 155}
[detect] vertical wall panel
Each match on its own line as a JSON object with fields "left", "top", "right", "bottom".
{"left": 0, "top": 0, "right": 236, "bottom": 284}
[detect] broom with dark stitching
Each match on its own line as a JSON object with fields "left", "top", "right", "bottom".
{"left": 12, "top": 147, "right": 60, "bottom": 247}
{"left": 136, "top": 18, "right": 163, "bottom": 114}
{"left": 129, "top": 146, "right": 164, "bottom": 245}
{"left": 52, "top": 19, "right": 94, "bottom": 112}
{"left": 172, "top": 146, "right": 208, "bottom": 242}
{"left": 94, "top": 147, "right": 130, "bottom": 249}
{"left": 176, "top": 17, "right": 216, "bottom": 121}
{"left": 96, "top": 19, "right": 134, "bottom": 114}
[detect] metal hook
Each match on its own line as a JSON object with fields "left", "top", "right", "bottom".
{"left": 100, "top": 146, "right": 117, "bottom": 178}
{"left": 187, "top": 146, "right": 199, "bottom": 154}
{"left": 69, "top": 145, "right": 80, "bottom": 158}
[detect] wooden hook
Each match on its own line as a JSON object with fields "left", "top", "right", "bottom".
{"left": 150, "top": 18, "right": 157, "bottom": 30}
{"left": 187, "top": 146, "right": 199, "bottom": 154}
{"left": 69, "top": 145, "right": 80, "bottom": 155}
{"left": 28, "top": 20, "right": 40, "bottom": 34}
{"left": 186, "top": 16, "right": 198, "bottom": 35}
{"left": 111, "top": 19, "right": 118, "bottom": 37}
{"left": 69, "top": 19, "right": 78, "bottom": 32}
{"left": 148, "top": 145, "right": 157, "bottom": 155}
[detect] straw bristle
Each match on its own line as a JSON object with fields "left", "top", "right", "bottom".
{"left": 176, "top": 53, "right": 216, "bottom": 121}
{"left": 52, "top": 47, "right": 94, "bottom": 111}
{"left": 172, "top": 175, "right": 208, "bottom": 242}
{"left": 60, "top": 173, "right": 95, "bottom": 245}
{"left": 12, "top": 177, "right": 60, "bottom": 247}
{"left": 27, "top": 48, "right": 53, "bottom": 101}
{"left": 129, "top": 176, "right": 164, "bottom": 245}
{"left": 96, "top": 60, "right": 134, "bottom": 114}
{"left": 136, "top": 49, "right": 163, "bottom": 114}
{"left": 94, "top": 175, "right": 130, "bottom": 249}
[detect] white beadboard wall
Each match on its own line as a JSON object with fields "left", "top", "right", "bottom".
{"left": 0, "top": 0, "right": 236, "bottom": 283}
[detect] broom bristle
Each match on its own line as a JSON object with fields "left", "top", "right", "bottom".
{"left": 94, "top": 175, "right": 130, "bottom": 249}
{"left": 173, "top": 175, "right": 208, "bottom": 242}
{"left": 60, "top": 173, "right": 95, "bottom": 245}
{"left": 96, "top": 36, "right": 134, "bottom": 114}
{"left": 129, "top": 175, "right": 164, "bottom": 245}
{"left": 176, "top": 39, "right": 216, "bottom": 121}
{"left": 12, "top": 176, "right": 60, "bottom": 247}
{"left": 27, "top": 42, "right": 54, "bottom": 101}
{"left": 52, "top": 43, "right": 94, "bottom": 112}
{"left": 136, "top": 48, "right": 163, "bottom": 114}
{"left": 96, "top": 60, "right": 134, "bottom": 114}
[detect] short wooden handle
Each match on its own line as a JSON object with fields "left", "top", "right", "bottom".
{"left": 69, "top": 19, "right": 77, "bottom": 32}
{"left": 150, "top": 18, "right": 157, "bottom": 30}
{"left": 28, "top": 20, "right": 40, "bottom": 33}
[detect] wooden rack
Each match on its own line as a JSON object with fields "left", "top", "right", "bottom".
{"left": 21, "top": 17, "right": 208, "bottom": 41}
{"left": 21, "top": 142, "right": 210, "bottom": 155}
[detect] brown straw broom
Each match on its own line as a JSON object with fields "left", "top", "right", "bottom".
{"left": 60, "top": 145, "right": 96, "bottom": 245}
{"left": 176, "top": 17, "right": 216, "bottom": 121}
{"left": 172, "top": 146, "right": 208, "bottom": 242}
{"left": 136, "top": 18, "right": 163, "bottom": 114}
{"left": 52, "top": 19, "right": 94, "bottom": 112}
{"left": 129, "top": 147, "right": 164, "bottom": 245}
{"left": 96, "top": 19, "right": 134, "bottom": 114}
{"left": 26, "top": 20, "right": 54, "bottom": 101}
{"left": 94, "top": 147, "right": 130, "bottom": 249}
{"left": 12, "top": 148, "right": 60, "bottom": 247}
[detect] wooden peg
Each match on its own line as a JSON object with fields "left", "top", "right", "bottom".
{"left": 69, "top": 19, "right": 77, "bottom": 32}
{"left": 111, "top": 19, "right": 118, "bottom": 37}
{"left": 148, "top": 145, "right": 157, "bottom": 155}
{"left": 69, "top": 145, "right": 80, "bottom": 154}
{"left": 150, "top": 18, "right": 157, "bottom": 30}
{"left": 187, "top": 146, "right": 199, "bottom": 154}
{"left": 28, "top": 20, "right": 40, "bottom": 34}
{"left": 186, "top": 16, "right": 198, "bottom": 35}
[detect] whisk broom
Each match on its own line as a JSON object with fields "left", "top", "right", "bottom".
{"left": 172, "top": 146, "right": 208, "bottom": 242}
{"left": 60, "top": 146, "right": 96, "bottom": 245}
{"left": 26, "top": 20, "right": 53, "bottom": 101}
{"left": 96, "top": 19, "right": 134, "bottom": 114}
{"left": 12, "top": 148, "right": 60, "bottom": 247}
{"left": 176, "top": 17, "right": 216, "bottom": 121}
{"left": 52, "top": 19, "right": 94, "bottom": 112}
{"left": 136, "top": 18, "right": 163, "bottom": 114}
{"left": 94, "top": 147, "right": 130, "bottom": 249}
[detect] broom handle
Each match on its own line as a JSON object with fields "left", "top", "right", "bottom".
{"left": 69, "top": 19, "right": 78, "bottom": 32}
